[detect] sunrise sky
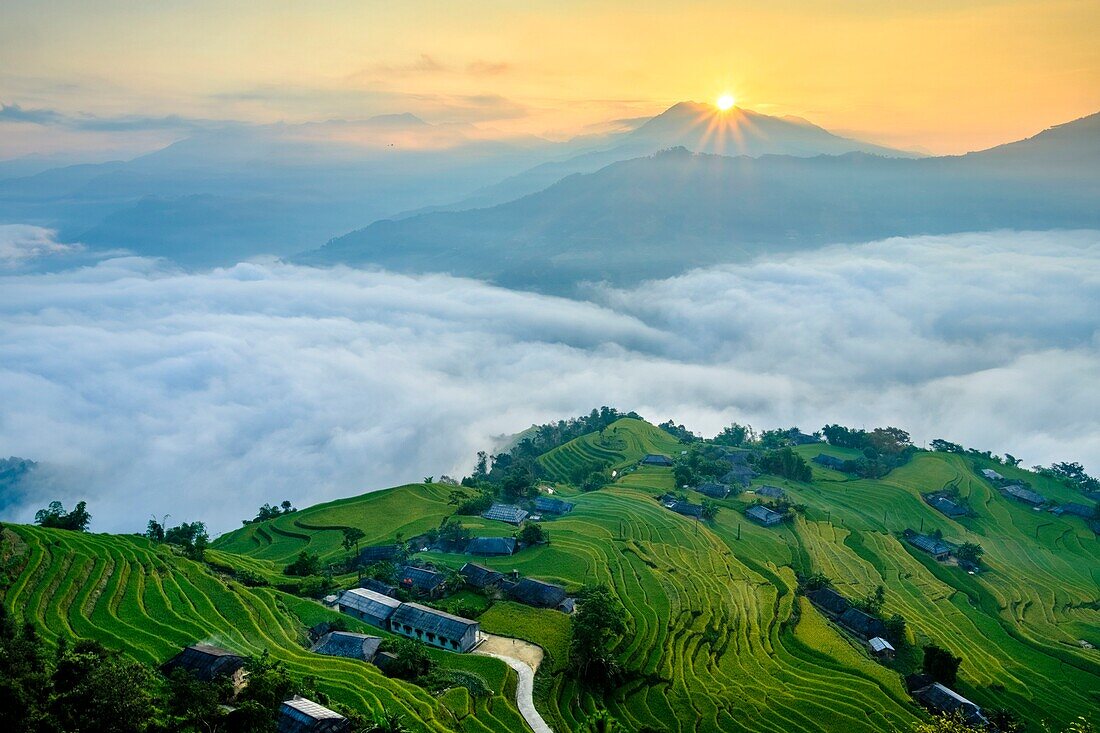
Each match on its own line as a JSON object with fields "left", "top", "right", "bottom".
{"left": 1, "top": 0, "right": 1098, "bottom": 157}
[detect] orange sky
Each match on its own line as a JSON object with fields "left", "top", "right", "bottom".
{"left": 1, "top": 0, "right": 1098, "bottom": 155}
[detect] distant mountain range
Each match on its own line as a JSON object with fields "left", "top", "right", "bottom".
{"left": 305, "top": 112, "right": 1100, "bottom": 291}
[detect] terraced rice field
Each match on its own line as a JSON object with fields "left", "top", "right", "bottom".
{"left": 537, "top": 418, "right": 682, "bottom": 484}
{"left": 1, "top": 525, "right": 525, "bottom": 733}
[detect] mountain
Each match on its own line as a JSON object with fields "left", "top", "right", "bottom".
{"left": 307, "top": 112, "right": 1100, "bottom": 291}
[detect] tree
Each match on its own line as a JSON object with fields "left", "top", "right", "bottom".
{"left": 164, "top": 522, "right": 209, "bottom": 561}
{"left": 145, "top": 518, "right": 165, "bottom": 543}
{"left": 232, "top": 651, "right": 297, "bottom": 729}
{"left": 383, "top": 638, "right": 434, "bottom": 681}
{"left": 342, "top": 527, "right": 366, "bottom": 559}
{"left": 701, "top": 500, "right": 719, "bottom": 520}
{"left": 164, "top": 667, "right": 231, "bottom": 733}
{"left": 757, "top": 448, "right": 812, "bottom": 483}
{"left": 34, "top": 500, "right": 91, "bottom": 532}
{"left": 517, "top": 522, "right": 546, "bottom": 545}
{"left": 884, "top": 613, "right": 908, "bottom": 647}
{"left": 714, "top": 423, "right": 751, "bottom": 447}
{"left": 931, "top": 439, "right": 964, "bottom": 454}
{"left": 799, "top": 572, "right": 831, "bottom": 592}
{"left": 956, "top": 542, "right": 984, "bottom": 568}
{"left": 858, "top": 584, "right": 886, "bottom": 615}
{"left": 423, "top": 476, "right": 434, "bottom": 484}
{"left": 51, "top": 639, "right": 157, "bottom": 733}
{"left": 0, "top": 603, "right": 53, "bottom": 730}
{"left": 285, "top": 551, "right": 322, "bottom": 577}
{"left": 570, "top": 584, "right": 626, "bottom": 687}
{"left": 923, "top": 644, "right": 962, "bottom": 686}
{"left": 363, "top": 708, "right": 410, "bottom": 733}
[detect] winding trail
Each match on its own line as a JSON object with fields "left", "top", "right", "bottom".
{"left": 475, "top": 633, "right": 553, "bottom": 733}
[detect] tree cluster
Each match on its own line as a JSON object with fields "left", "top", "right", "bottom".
{"left": 242, "top": 501, "right": 296, "bottom": 525}
{"left": 570, "top": 584, "right": 627, "bottom": 689}
{"left": 755, "top": 448, "right": 812, "bottom": 483}
{"left": 34, "top": 501, "right": 91, "bottom": 532}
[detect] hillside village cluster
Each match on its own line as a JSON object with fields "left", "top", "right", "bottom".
{"left": 149, "top": 424, "right": 1097, "bottom": 731}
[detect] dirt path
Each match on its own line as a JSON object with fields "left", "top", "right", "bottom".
{"left": 475, "top": 633, "right": 553, "bottom": 733}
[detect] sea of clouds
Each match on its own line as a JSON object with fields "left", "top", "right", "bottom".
{"left": 1, "top": 227, "right": 1098, "bottom": 534}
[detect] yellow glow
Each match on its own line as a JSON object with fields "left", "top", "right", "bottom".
{"left": 716, "top": 93, "right": 736, "bottom": 111}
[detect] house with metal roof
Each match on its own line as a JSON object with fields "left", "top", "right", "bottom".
{"left": 928, "top": 495, "right": 967, "bottom": 518}
{"left": 1052, "top": 502, "right": 1096, "bottom": 518}
{"left": 460, "top": 562, "right": 504, "bottom": 590}
{"left": 721, "top": 464, "right": 756, "bottom": 487}
{"left": 755, "top": 485, "right": 786, "bottom": 499}
{"left": 813, "top": 454, "right": 848, "bottom": 470}
{"left": 509, "top": 577, "right": 568, "bottom": 609}
{"left": 337, "top": 588, "right": 401, "bottom": 628}
{"left": 671, "top": 500, "right": 705, "bottom": 519}
{"left": 694, "top": 482, "right": 730, "bottom": 499}
{"left": 904, "top": 531, "right": 953, "bottom": 560}
{"left": 357, "top": 544, "right": 400, "bottom": 565}
{"left": 161, "top": 644, "right": 246, "bottom": 682}
{"left": 914, "top": 683, "right": 988, "bottom": 727}
{"left": 839, "top": 607, "right": 888, "bottom": 640}
{"left": 1000, "top": 484, "right": 1046, "bottom": 506}
{"left": 745, "top": 505, "right": 784, "bottom": 526}
{"left": 641, "top": 454, "right": 674, "bottom": 467}
{"left": 481, "top": 503, "right": 530, "bottom": 525}
{"left": 465, "top": 536, "right": 516, "bottom": 556}
{"left": 867, "top": 636, "right": 895, "bottom": 660}
{"left": 310, "top": 631, "right": 381, "bottom": 663}
{"left": 534, "top": 497, "right": 575, "bottom": 514}
{"left": 397, "top": 565, "right": 448, "bottom": 598}
{"left": 358, "top": 578, "right": 397, "bottom": 597}
{"left": 981, "top": 469, "right": 1003, "bottom": 481}
{"left": 277, "top": 696, "right": 350, "bottom": 733}
{"left": 390, "top": 602, "right": 480, "bottom": 652}
{"left": 807, "top": 587, "right": 851, "bottom": 618}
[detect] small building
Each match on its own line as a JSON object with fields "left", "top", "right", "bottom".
{"left": 755, "top": 485, "right": 786, "bottom": 499}
{"left": 389, "top": 602, "right": 480, "bottom": 652}
{"left": 788, "top": 429, "right": 820, "bottom": 445}
{"left": 397, "top": 565, "right": 448, "bottom": 598}
{"left": 465, "top": 536, "right": 516, "bottom": 556}
{"left": 915, "top": 683, "right": 988, "bottom": 727}
{"left": 839, "top": 607, "right": 888, "bottom": 640}
{"left": 904, "top": 531, "right": 953, "bottom": 561}
{"left": 358, "top": 578, "right": 397, "bottom": 597}
{"left": 534, "top": 497, "right": 575, "bottom": 514}
{"left": 981, "top": 469, "right": 1003, "bottom": 481}
{"left": 641, "top": 454, "right": 674, "bottom": 467}
{"left": 310, "top": 631, "right": 382, "bottom": 663}
{"left": 460, "top": 562, "right": 504, "bottom": 590}
{"left": 928, "top": 496, "right": 967, "bottom": 518}
{"left": 161, "top": 644, "right": 246, "bottom": 682}
{"left": 1052, "top": 502, "right": 1095, "bottom": 518}
{"left": 671, "top": 500, "right": 705, "bottom": 519}
{"left": 813, "top": 454, "right": 848, "bottom": 471}
{"left": 357, "top": 544, "right": 400, "bottom": 565}
{"left": 745, "top": 505, "right": 784, "bottom": 526}
{"left": 807, "top": 587, "right": 851, "bottom": 618}
{"left": 372, "top": 651, "right": 398, "bottom": 676}
{"left": 337, "top": 588, "right": 401, "bottom": 628}
{"left": 277, "top": 696, "right": 350, "bottom": 733}
{"left": 1000, "top": 484, "right": 1046, "bottom": 506}
{"left": 694, "top": 483, "right": 730, "bottom": 499}
{"left": 867, "top": 636, "right": 895, "bottom": 660}
{"left": 481, "top": 503, "right": 530, "bottom": 525}
{"left": 509, "top": 577, "right": 568, "bottom": 609}
{"left": 721, "top": 464, "right": 756, "bottom": 487}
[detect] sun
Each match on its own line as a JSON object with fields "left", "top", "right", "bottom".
{"left": 716, "top": 93, "right": 736, "bottom": 111}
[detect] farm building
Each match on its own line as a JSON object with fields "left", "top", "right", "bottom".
{"left": 914, "top": 683, "right": 988, "bottom": 727}
{"left": 755, "top": 485, "right": 786, "bottom": 499}
{"left": 310, "top": 631, "right": 381, "bottom": 663}
{"left": 358, "top": 578, "right": 397, "bottom": 597}
{"left": 721, "top": 465, "right": 756, "bottom": 487}
{"left": 694, "top": 482, "right": 730, "bottom": 499}
{"left": 465, "top": 536, "right": 516, "bottom": 556}
{"left": 904, "top": 531, "right": 953, "bottom": 560}
{"left": 534, "top": 497, "right": 575, "bottom": 514}
{"left": 928, "top": 495, "right": 967, "bottom": 518}
{"left": 1000, "top": 484, "right": 1046, "bottom": 506}
{"left": 981, "top": 469, "right": 1003, "bottom": 481}
{"left": 357, "top": 544, "right": 400, "bottom": 565}
{"left": 839, "top": 608, "right": 888, "bottom": 639}
{"left": 277, "top": 696, "right": 350, "bottom": 733}
{"left": 787, "top": 430, "right": 820, "bottom": 445}
{"left": 509, "top": 577, "right": 568, "bottom": 609}
{"left": 1052, "top": 503, "right": 1095, "bottom": 518}
{"left": 481, "top": 503, "right": 529, "bottom": 524}
{"left": 745, "top": 505, "right": 784, "bottom": 526}
{"left": 641, "top": 454, "right": 674, "bottom": 467}
{"left": 867, "top": 637, "right": 895, "bottom": 660}
{"left": 390, "top": 602, "right": 480, "bottom": 652}
{"left": 670, "top": 500, "right": 705, "bottom": 519}
{"left": 397, "top": 565, "right": 448, "bottom": 598}
{"left": 813, "top": 454, "right": 848, "bottom": 470}
{"left": 161, "top": 644, "right": 246, "bottom": 682}
{"left": 337, "top": 588, "right": 401, "bottom": 628}
{"left": 460, "top": 562, "right": 504, "bottom": 589}
{"left": 807, "top": 588, "right": 851, "bottom": 618}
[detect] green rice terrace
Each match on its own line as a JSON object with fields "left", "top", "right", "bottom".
{"left": 3, "top": 415, "right": 1098, "bottom": 732}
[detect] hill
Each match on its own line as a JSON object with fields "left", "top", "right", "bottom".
{"left": 306, "top": 112, "right": 1100, "bottom": 291}
{"left": 210, "top": 419, "right": 1100, "bottom": 732}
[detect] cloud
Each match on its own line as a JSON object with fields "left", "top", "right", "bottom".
{"left": 0, "top": 225, "right": 83, "bottom": 267}
{"left": 0, "top": 102, "right": 224, "bottom": 133}
{"left": 0, "top": 230, "right": 1097, "bottom": 534}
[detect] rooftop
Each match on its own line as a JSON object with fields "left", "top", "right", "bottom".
{"left": 510, "top": 577, "right": 568, "bottom": 608}
{"left": 1001, "top": 484, "right": 1046, "bottom": 505}
{"left": 465, "top": 536, "right": 516, "bottom": 556}
{"left": 310, "top": 631, "right": 381, "bottom": 662}
{"left": 534, "top": 497, "right": 575, "bottom": 514}
{"left": 481, "top": 503, "right": 530, "bottom": 524}
{"left": 391, "top": 602, "right": 478, "bottom": 639}
{"left": 338, "top": 588, "right": 401, "bottom": 619}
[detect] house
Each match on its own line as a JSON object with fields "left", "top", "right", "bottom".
{"left": 465, "top": 536, "right": 516, "bottom": 556}
{"left": 161, "top": 644, "right": 246, "bottom": 682}
{"left": 839, "top": 607, "right": 888, "bottom": 639}
{"left": 337, "top": 588, "right": 401, "bottom": 628}
{"left": 1052, "top": 503, "right": 1095, "bottom": 518}
{"left": 310, "top": 631, "right": 381, "bottom": 663}
{"left": 509, "top": 577, "right": 568, "bottom": 609}
{"left": 460, "top": 562, "right": 504, "bottom": 589}
{"left": 669, "top": 500, "right": 704, "bottom": 518}
{"left": 358, "top": 578, "right": 397, "bottom": 597}
{"left": 914, "top": 683, "right": 988, "bottom": 727}
{"left": 867, "top": 636, "right": 895, "bottom": 660}
{"left": 277, "top": 696, "right": 350, "bottom": 733}
{"left": 904, "top": 531, "right": 953, "bottom": 560}
{"left": 357, "top": 544, "right": 400, "bottom": 565}
{"left": 807, "top": 587, "right": 851, "bottom": 618}
{"left": 755, "top": 485, "right": 786, "bottom": 499}
{"left": 397, "top": 565, "right": 448, "bottom": 598}
{"left": 694, "top": 483, "right": 730, "bottom": 499}
{"left": 534, "top": 497, "right": 575, "bottom": 514}
{"left": 372, "top": 651, "right": 398, "bottom": 676}
{"left": 981, "top": 469, "right": 1003, "bottom": 481}
{"left": 1000, "top": 484, "right": 1046, "bottom": 506}
{"left": 389, "top": 602, "right": 480, "bottom": 652}
{"left": 928, "top": 495, "right": 967, "bottom": 518}
{"left": 481, "top": 503, "right": 530, "bottom": 525}
{"left": 787, "top": 429, "right": 820, "bottom": 445}
{"left": 641, "top": 454, "right": 674, "bottom": 467}
{"left": 813, "top": 454, "right": 848, "bottom": 471}
{"left": 745, "top": 505, "right": 784, "bottom": 526}
{"left": 721, "top": 465, "right": 756, "bottom": 487}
